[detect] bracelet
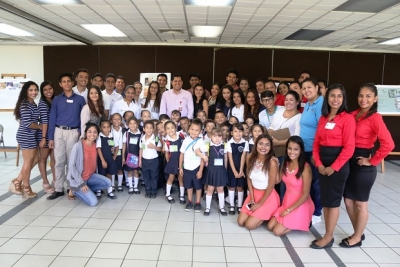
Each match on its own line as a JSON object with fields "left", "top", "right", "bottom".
{"left": 286, "top": 208, "right": 291, "bottom": 213}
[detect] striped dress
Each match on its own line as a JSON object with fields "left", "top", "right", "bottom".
{"left": 16, "top": 100, "right": 40, "bottom": 149}
{"left": 36, "top": 99, "right": 50, "bottom": 148}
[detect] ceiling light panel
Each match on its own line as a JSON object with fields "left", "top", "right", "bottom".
{"left": 81, "top": 24, "right": 126, "bottom": 37}
{"left": 0, "top": 23, "right": 34, "bottom": 36}
{"left": 334, "top": 0, "right": 400, "bottom": 13}
{"left": 189, "top": 25, "right": 224, "bottom": 37}
{"left": 33, "top": 0, "right": 83, "bottom": 4}
{"left": 184, "top": 0, "right": 236, "bottom": 7}
{"left": 285, "top": 29, "right": 334, "bottom": 41}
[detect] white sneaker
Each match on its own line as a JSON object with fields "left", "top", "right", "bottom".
{"left": 312, "top": 215, "right": 322, "bottom": 224}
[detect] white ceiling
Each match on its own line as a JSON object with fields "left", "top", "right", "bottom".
{"left": 1, "top": 0, "right": 400, "bottom": 52}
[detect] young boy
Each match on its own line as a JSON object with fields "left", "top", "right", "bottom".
{"left": 139, "top": 121, "right": 162, "bottom": 198}
{"left": 140, "top": 110, "right": 151, "bottom": 132}
{"left": 179, "top": 119, "right": 207, "bottom": 212}
{"left": 178, "top": 117, "right": 190, "bottom": 139}
{"left": 214, "top": 110, "right": 227, "bottom": 125}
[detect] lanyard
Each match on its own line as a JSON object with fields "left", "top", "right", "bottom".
{"left": 266, "top": 107, "right": 277, "bottom": 124}
{"left": 185, "top": 137, "right": 200, "bottom": 152}
{"left": 212, "top": 144, "right": 221, "bottom": 159}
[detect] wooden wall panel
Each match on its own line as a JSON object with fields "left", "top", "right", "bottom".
{"left": 273, "top": 50, "right": 329, "bottom": 82}
{"left": 155, "top": 46, "right": 214, "bottom": 89}
{"left": 43, "top": 46, "right": 98, "bottom": 95}
{"left": 329, "top": 52, "right": 384, "bottom": 111}
{"left": 383, "top": 53, "right": 400, "bottom": 85}
{"left": 214, "top": 48, "right": 272, "bottom": 88}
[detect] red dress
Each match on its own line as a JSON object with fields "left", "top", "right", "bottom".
{"left": 273, "top": 167, "right": 314, "bottom": 231}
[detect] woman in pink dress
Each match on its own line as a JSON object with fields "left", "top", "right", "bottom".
{"left": 267, "top": 135, "right": 314, "bottom": 236}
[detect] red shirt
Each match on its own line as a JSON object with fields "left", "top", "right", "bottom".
{"left": 275, "top": 93, "right": 285, "bottom": 106}
{"left": 82, "top": 140, "right": 97, "bottom": 181}
{"left": 299, "top": 96, "right": 308, "bottom": 113}
{"left": 313, "top": 112, "right": 356, "bottom": 171}
{"left": 352, "top": 109, "right": 394, "bottom": 166}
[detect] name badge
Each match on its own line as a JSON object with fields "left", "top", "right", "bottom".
{"left": 301, "top": 102, "right": 306, "bottom": 108}
{"left": 141, "top": 144, "right": 146, "bottom": 150}
{"left": 130, "top": 138, "right": 138, "bottom": 145}
{"left": 170, "top": 145, "right": 178, "bottom": 152}
{"left": 117, "top": 149, "right": 121, "bottom": 156}
{"left": 325, "top": 122, "right": 336, "bottom": 129}
{"left": 67, "top": 99, "right": 73, "bottom": 103}
{"left": 214, "top": 158, "right": 223, "bottom": 166}
{"left": 107, "top": 140, "right": 115, "bottom": 146}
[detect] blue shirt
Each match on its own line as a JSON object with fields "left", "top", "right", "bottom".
{"left": 48, "top": 92, "right": 86, "bottom": 140}
{"left": 299, "top": 95, "right": 323, "bottom": 152}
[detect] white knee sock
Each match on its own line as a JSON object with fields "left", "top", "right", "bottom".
{"left": 206, "top": 195, "right": 212, "bottom": 209}
{"left": 127, "top": 176, "right": 133, "bottom": 187}
{"left": 108, "top": 187, "right": 113, "bottom": 194}
{"left": 117, "top": 175, "right": 123, "bottom": 186}
{"left": 111, "top": 176, "right": 115, "bottom": 187}
{"left": 218, "top": 193, "right": 225, "bottom": 209}
{"left": 237, "top": 191, "right": 244, "bottom": 207}
{"left": 180, "top": 186, "right": 185, "bottom": 197}
{"left": 229, "top": 190, "right": 235, "bottom": 207}
{"left": 134, "top": 177, "right": 139, "bottom": 188}
{"left": 166, "top": 184, "right": 172, "bottom": 196}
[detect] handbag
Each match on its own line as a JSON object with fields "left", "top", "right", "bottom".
{"left": 125, "top": 132, "right": 139, "bottom": 169}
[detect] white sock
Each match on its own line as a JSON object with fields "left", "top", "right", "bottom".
{"left": 229, "top": 190, "right": 235, "bottom": 207}
{"left": 117, "top": 175, "right": 123, "bottom": 186}
{"left": 108, "top": 187, "right": 113, "bottom": 194}
{"left": 111, "top": 176, "right": 115, "bottom": 187}
{"left": 134, "top": 177, "right": 139, "bottom": 188}
{"left": 206, "top": 195, "right": 212, "bottom": 209}
{"left": 124, "top": 171, "right": 128, "bottom": 181}
{"left": 128, "top": 177, "right": 133, "bottom": 187}
{"left": 237, "top": 191, "right": 244, "bottom": 207}
{"left": 166, "top": 184, "right": 172, "bottom": 196}
{"left": 180, "top": 186, "right": 185, "bottom": 197}
{"left": 218, "top": 193, "right": 225, "bottom": 209}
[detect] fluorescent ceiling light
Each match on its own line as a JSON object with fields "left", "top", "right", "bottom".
{"left": 81, "top": 24, "right": 126, "bottom": 37}
{"left": 33, "top": 0, "right": 83, "bottom": 4}
{"left": 380, "top": 37, "right": 400, "bottom": 45}
{"left": 0, "top": 23, "right": 34, "bottom": 36}
{"left": 189, "top": 26, "right": 224, "bottom": 38}
{"left": 185, "top": 0, "right": 236, "bottom": 7}
{"left": 285, "top": 29, "right": 333, "bottom": 41}
{"left": 333, "top": 0, "right": 400, "bottom": 13}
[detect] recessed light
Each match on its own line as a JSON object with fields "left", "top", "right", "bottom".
{"left": 81, "top": 24, "right": 126, "bottom": 37}
{"left": 333, "top": 0, "right": 400, "bottom": 13}
{"left": 33, "top": 0, "right": 83, "bottom": 4}
{"left": 380, "top": 37, "right": 400, "bottom": 45}
{"left": 189, "top": 26, "right": 224, "bottom": 38}
{"left": 285, "top": 29, "right": 333, "bottom": 41}
{"left": 184, "top": 0, "right": 236, "bottom": 7}
{"left": 0, "top": 23, "right": 34, "bottom": 36}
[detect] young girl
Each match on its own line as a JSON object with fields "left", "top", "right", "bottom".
{"left": 241, "top": 122, "right": 250, "bottom": 141}
{"left": 164, "top": 121, "right": 185, "bottom": 204}
{"left": 228, "top": 90, "right": 245, "bottom": 122}
{"left": 193, "top": 83, "right": 209, "bottom": 118}
{"left": 171, "top": 110, "right": 181, "bottom": 127}
{"left": 245, "top": 117, "right": 254, "bottom": 129}
{"left": 178, "top": 117, "right": 190, "bottom": 139}
{"left": 216, "top": 85, "right": 233, "bottom": 117}
{"left": 249, "top": 124, "right": 265, "bottom": 152}
{"left": 203, "top": 120, "right": 216, "bottom": 142}
{"left": 226, "top": 123, "right": 249, "bottom": 215}
{"left": 202, "top": 128, "right": 228, "bottom": 216}
{"left": 140, "top": 110, "right": 151, "bottom": 132}
{"left": 139, "top": 121, "right": 162, "bottom": 198}
{"left": 196, "top": 110, "right": 207, "bottom": 124}
{"left": 111, "top": 113, "right": 124, "bottom": 192}
{"left": 96, "top": 120, "right": 118, "bottom": 199}
{"left": 220, "top": 121, "right": 231, "bottom": 143}
{"left": 229, "top": 116, "right": 239, "bottom": 125}
{"left": 208, "top": 82, "right": 220, "bottom": 120}
{"left": 122, "top": 110, "right": 135, "bottom": 135}
{"left": 122, "top": 117, "right": 142, "bottom": 194}
{"left": 267, "top": 136, "right": 314, "bottom": 236}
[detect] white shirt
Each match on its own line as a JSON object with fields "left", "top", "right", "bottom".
{"left": 228, "top": 104, "right": 245, "bottom": 122}
{"left": 111, "top": 99, "right": 141, "bottom": 121}
{"left": 225, "top": 138, "right": 249, "bottom": 154}
{"left": 103, "top": 90, "right": 123, "bottom": 114}
{"left": 164, "top": 134, "right": 180, "bottom": 152}
{"left": 140, "top": 134, "right": 162, "bottom": 160}
{"left": 259, "top": 106, "right": 285, "bottom": 129}
{"left": 111, "top": 126, "right": 123, "bottom": 150}
{"left": 96, "top": 132, "right": 113, "bottom": 148}
{"left": 73, "top": 86, "right": 88, "bottom": 103}
{"left": 268, "top": 108, "right": 301, "bottom": 136}
{"left": 249, "top": 166, "right": 269, "bottom": 190}
{"left": 180, "top": 136, "right": 206, "bottom": 170}
{"left": 122, "top": 129, "right": 142, "bottom": 143}
{"left": 141, "top": 98, "right": 159, "bottom": 119}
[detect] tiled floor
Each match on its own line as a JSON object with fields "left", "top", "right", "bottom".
{"left": 0, "top": 153, "right": 400, "bottom": 267}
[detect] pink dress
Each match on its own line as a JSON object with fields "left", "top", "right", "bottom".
{"left": 273, "top": 167, "right": 314, "bottom": 231}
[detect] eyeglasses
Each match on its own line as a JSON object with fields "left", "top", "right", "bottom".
{"left": 262, "top": 97, "right": 274, "bottom": 103}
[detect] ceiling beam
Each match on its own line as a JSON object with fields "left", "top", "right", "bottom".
{"left": 0, "top": 0, "right": 92, "bottom": 45}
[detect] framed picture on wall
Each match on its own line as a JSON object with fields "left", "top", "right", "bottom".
{"left": 139, "top": 73, "right": 171, "bottom": 99}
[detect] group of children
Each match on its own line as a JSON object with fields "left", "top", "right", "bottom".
{"left": 95, "top": 108, "right": 268, "bottom": 215}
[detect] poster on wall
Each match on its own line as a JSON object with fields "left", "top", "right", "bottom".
{"left": 139, "top": 73, "right": 171, "bottom": 99}
{"left": 377, "top": 85, "right": 400, "bottom": 115}
{"left": 0, "top": 78, "right": 31, "bottom": 109}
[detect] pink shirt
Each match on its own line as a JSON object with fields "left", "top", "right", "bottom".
{"left": 160, "top": 89, "right": 194, "bottom": 119}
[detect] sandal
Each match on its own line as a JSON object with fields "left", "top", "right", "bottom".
{"left": 9, "top": 179, "right": 23, "bottom": 195}
{"left": 42, "top": 183, "right": 55, "bottom": 194}
{"left": 68, "top": 189, "right": 75, "bottom": 200}
{"left": 22, "top": 185, "right": 37, "bottom": 199}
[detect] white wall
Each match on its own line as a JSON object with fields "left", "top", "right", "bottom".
{"left": 0, "top": 45, "right": 44, "bottom": 147}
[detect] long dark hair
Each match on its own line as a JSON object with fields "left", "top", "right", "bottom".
{"left": 359, "top": 83, "right": 378, "bottom": 119}
{"left": 143, "top": 81, "right": 161, "bottom": 113}
{"left": 83, "top": 122, "right": 100, "bottom": 139}
{"left": 88, "top": 85, "right": 105, "bottom": 118}
{"left": 14, "top": 81, "right": 38, "bottom": 120}
{"left": 282, "top": 136, "right": 306, "bottom": 179}
{"left": 217, "top": 85, "right": 233, "bottom": 108}
{"left": 192, "top": 83, "right": 207, "bottom": 104}
{"left": 246, "top": 134, "right": 274, "bottom": 177}
{"left": 321, "top": 83, "right": 348, "bottom": 116}
{"left": 244, "top": 89, "right": 261, "bottom": 121}
{"left": 40, "top": 81, "right": 54, "bottom": 109}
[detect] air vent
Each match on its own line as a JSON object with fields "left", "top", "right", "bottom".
{"left": 159, "top": 29, "right": 183, "bottom": 34}
{"left": 0, "top": 37, "right": 14, "bottom": 41}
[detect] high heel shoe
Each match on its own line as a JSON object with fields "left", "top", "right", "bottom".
{"left": 42, "top": 183, "right": 54, "bottom": 194}
{"left": 22, "top": 185, "right": 37, "bottom": 199}
{"left": 9, "top": 179, "right": 23, "bottom": 195}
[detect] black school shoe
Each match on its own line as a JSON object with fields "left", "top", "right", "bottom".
{"left": 107, "top": 193, "right": 117, "bottom": 199}
{"left": 47, "top": 191, "right": 64, "bottom": 200}
{"left": 204, "top": 208, "right": 210, "bottom": 216}
{"left": 151, "top": 193, "right": 157, "bottom": 199}
{"left": 185, "top": 201, "right": 193, "bottom": 211}
{"left": 220, "top": 208, "right": 228, "bottom": 216}
{"left": 229, "top": 207, "right": 235, "bottom": 215}
{"left": 117, "top": 186, "right": 123, "bottom": 192}
{"left": 145, "top": 193, "right": 151, "bottom": 198}
{"left": 166, "top": 195, "right": 175, "bottom": 203}
{"left": 194, "top": 203, "right": 202, "bottom": 213}
{"left": 179, "top": 196, "right": 186, "bottom": 204}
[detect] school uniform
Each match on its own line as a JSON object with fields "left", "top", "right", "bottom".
{"left": 140, "top": 134, "right": 162, "bottom": 194}
{"left": 111, "top": 126, "right": 123, "bottom": 171}
{"left": 122, "top": 129, "right": 141, "bottom": 171}
{"left": 204, "top": 141, "right": 228, "bottom": 187}
{"left": 164, "top": 135, "right": 183, "bottom": 175}
{"left": 178, "top": 130, "right": 188, "bottom": 140}
{"left": 226, "top": 137, "right": 249, "bottom": 188}
{"left": 249, "top": 138, "right": 254, "bottom": 152}
{"left": 97, "top": 132, "right": 118, "bottom": 176}
{"left": 180, "top": 136, "right": 207, "bottom": 190}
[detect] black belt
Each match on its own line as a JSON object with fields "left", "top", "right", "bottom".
{"left": 56, "top": 125, "right": 78, "bottom": 130}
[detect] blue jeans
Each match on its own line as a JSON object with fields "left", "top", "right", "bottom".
{"left": 142, "top": 158, "right": 159, "bottom": 194}
{"left": 305, "top": 152, "right": 322, "bottom": 216}
{"left": 74, "top": 173, "right": 111, "bottom": 207}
